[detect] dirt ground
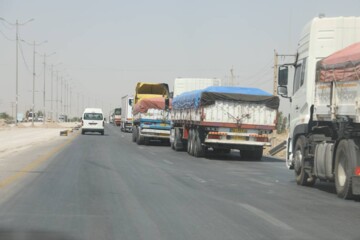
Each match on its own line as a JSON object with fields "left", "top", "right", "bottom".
{"left": 0, "top": 122, "right": 80, "bottom": 158}
{"left": 263, "top": 130, "right": 288, "bottom": 158}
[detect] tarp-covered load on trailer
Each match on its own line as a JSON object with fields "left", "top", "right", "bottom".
{"left": 133, "top": 97, "right": 172, "bottom": 115}
{"left": 172, "top": 86, "right": 279, "bottom": 110}
{"left": 316, "top": 42, "right": 360, "bottom": 82}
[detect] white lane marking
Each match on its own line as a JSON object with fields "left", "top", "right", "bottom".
{"left": 121, "top": 134, "right": 125, "bottom": 138}
{"left": 162, "top": 159, "right": 173, "bottom": 165}
{"left": 248, "top": 178, "right": 274, "bottom": 186}
{"left": 238, "top": 203, "right": 293, "bottom": 230}
{"left": 138, "top": 146, "right": 145, "bottom": 150}
{"left": 186, "top": 174, "right": 207, "bottom": 183}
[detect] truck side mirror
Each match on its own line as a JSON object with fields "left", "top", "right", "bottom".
{"left": 165, "top": 98, "right": 170, "bottom": 111}
{"left": 278, "top": 86, "right": 288, "bottom": 97}
{"left": 278, "top": 66, "right": 288, "bottom": 86}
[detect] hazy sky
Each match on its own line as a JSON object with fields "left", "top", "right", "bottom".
{"left": 1, "top": 0, "right": 359, "bottom": 117}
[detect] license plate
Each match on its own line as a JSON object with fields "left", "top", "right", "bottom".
{"left": 231, "top": 128, "right": 246, "bottom": 133}
{"left": 233, "top": 136, "right": 246, "bottom": 140}
{"left": 160, "top": 123, "right": 167, "bottom": 126}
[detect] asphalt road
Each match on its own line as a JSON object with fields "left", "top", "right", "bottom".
{"left": 0, "top": 124, "right": 359, "bottom": 240}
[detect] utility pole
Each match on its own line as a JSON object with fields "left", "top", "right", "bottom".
{"left": 51, "top": 65, "right": 53, "bottom": 121}
{"left": 60, "top": 77, "right": 63, "bottom": 118}
{"left": 56, "top": 71, "right": 59, "bottom": 122}
{"left": 230, "top": 67, "right": 235, "bottom": 86}
{"left": 15, "top": 20, "right": 19, "bottom": 126}
{"left": 0, "top": 18, "right": 34, "bottom": 126}
{"left": 273, "top": 50, "right": 297, "bottom": 96}
{"left": 273, "top": 50, "right": 278, "bottom": 96}
{"left": 11, "top": 102, "right": 15, "bottom": 122}
{"left": 41, "top": 52, "right": 55, "bottom": 123}
{"left": 31, "top": 41, "right": 36, "bottom": 127}
{"left": 21, "top": 39, "right": 47, "bottom": 126}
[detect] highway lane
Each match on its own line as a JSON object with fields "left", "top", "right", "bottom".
{"left": 0, "top": 124, "right": 359, "bottom": 240}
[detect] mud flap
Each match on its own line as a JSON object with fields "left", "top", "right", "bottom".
{"left": 352, "top": 176, "right": 360, "bottom": 195}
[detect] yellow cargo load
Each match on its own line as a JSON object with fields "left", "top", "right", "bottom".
{"left": 134, "top": 82, "right": 169, "bottom": 104}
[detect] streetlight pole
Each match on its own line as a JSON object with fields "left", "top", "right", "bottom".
{"left": 21, "top": 39, "right": 47, "bottom": 127}
{"left": 56, "top": 71, "right": 59, "bottom": 122}
{"left": 40, "top": 52, "right": 55, "bottom": 123}
{"left": 0, "top": 17, "right": 34, "bottom": 126}
{"left": 50, "top": 63, "right": 61, "bottom": 122}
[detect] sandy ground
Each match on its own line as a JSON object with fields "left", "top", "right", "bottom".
{"left": 0, "top": 122, "right": 79, "bottom": 158}
{"left": 264, "top": 130, "right": 288, "bottom": 158}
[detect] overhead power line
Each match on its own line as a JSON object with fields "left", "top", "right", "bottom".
{"left": 18, "top": 41, "right": 32, "bottom": 73}
{"left": 0, "top": 30, "right": 15, "bottom": 41}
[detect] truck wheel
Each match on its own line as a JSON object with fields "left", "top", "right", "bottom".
{"left": 193, "top": 129, "right": 205, "bottom": 157}
{"left": 136, "top": 127, "right": 144, "bottom": 145}
{"left": 335, "top": 139, "right": 357, "bottom": 199}
{"left": 252, "top": 147, "right": 263, "bottom": 161}
{"left": 132, "top": 126, "right": 137, "bottom": 142}
{"left": 174, "top": 128, "right": 184, "bottom": 151}
{"left": 240, "top": 150, "right": 251, "bottom": 159}
{"left": 294, "top": 136, "right": 316, "bottom": 186}
{"left": 187, "top": 129, "right": 194, "bottom": 156}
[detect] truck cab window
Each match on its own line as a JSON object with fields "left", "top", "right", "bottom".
{"left": 293, "top": 58, "right": 307, "bottom": 94}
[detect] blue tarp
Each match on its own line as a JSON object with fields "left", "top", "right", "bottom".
{"left": 172, "top": 86, "right": 278, "bottom": 110}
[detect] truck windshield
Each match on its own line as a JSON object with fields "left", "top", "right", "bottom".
{"left": 115, "top": 109, "right": 121, "bottom": 115}
{"left": 84, "top": 113, "right": 103, "bottom": 120}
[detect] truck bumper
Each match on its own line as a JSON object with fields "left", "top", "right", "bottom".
{"left": 205, "top": 139, "right": 270, "bottom": 146}
{"left": 140, "top": 129, "right": 170, "bottom": 139}
{"left": 352, "top": 176, "right": 360, "bottom": 195}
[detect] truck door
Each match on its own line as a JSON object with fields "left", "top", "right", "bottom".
{"left": 290, "top": 58, "right": 307, "bottom": 135}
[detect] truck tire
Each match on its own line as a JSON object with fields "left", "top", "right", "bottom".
{"left": 173, "top": 128, "right": 183, "bottom": 151}
{"left": 294, "top": 135, "right": 316, "bottom": 186}
{"left": 215, "top": 148, "right": 230, "bottom": 154}
{"left": 193, "top": 129, "right": 205, "bottom": 157}
{"left": 187, "top": 129, "right": 194, "bottom": 156}
{"left": 334, "top": 139, "right": 357, "bottom": 199}
{"left": 81, "top": 130, "right": 85, "bottom": 135}
{"left": 136, "top": 127, "right": 144, "bottom": 145}
{"left": 132, "top": 126, "right": 137, "bottom": 142}
{"left": 252, "top": 147, "right": 263, "bottom": 161}
{"left": 240, "top": 150, "right": 252, "bottom": 159}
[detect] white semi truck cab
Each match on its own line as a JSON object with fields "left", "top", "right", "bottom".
{"left": 278, "top": 16, "right": 360, "bottom": 199}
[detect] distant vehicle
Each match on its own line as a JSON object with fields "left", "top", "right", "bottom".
{"left": 171, "top": 84, "right": 279, "bottom": 160}
{"left": 81, "top": 108, "right": 105, "bottom": 135}
{"left": 109, "top": 114, "right": 114, "bottom": 124}
{"left": 58, "top": 114, "right": 67, "bottom": 122}
{"left": 113, "top": 108, "right": 121, "bottom": 126}
{"left": 278, "top": 16, "right": 360, "bottom": 199}
{"left": 27, "top": 112, "right": 36, "bottom": 122}
{"left": 16, "top": 113, "right": 24, "bottom": 123}
{"left": 37, "top": 116, "right": 44, "bottom": 122}
{"left": 121, "top": 95, "right": 134, "bottom": 132}
{"left": 132, "top": 82, "right": 171, "bottom": 145}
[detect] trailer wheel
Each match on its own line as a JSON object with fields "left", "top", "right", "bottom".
{"left": 144, "top": 137, "right": 150, "bottom": 146}
{"left": 335, "top": 139, "right": 357, "bottom": 199}
{"left": 132, "top": 126, "right": 137, "bottom": 142}
{"left": 193, "top": 129, "right": 205, "bottom": 157}
{"left": 136, "top": 127, "right": 144, "bottom": 145}
{"left": 187, "top": 129, "right": 194, "bottom": 156}
{"left": 294, "top": 136, "right": 315, "bottom": 186}
{"left": 240, "top": 150, "right": 251, "bottom": 159}
{"left": 174, "top": 128, "right": 183, "bottom": 151}
{"left": 252, "top": 147, "right": 263, "bottom": 161}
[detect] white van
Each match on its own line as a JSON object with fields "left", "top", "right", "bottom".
{"left": 81, "top": 108, "right": 105, "bottom": 135}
